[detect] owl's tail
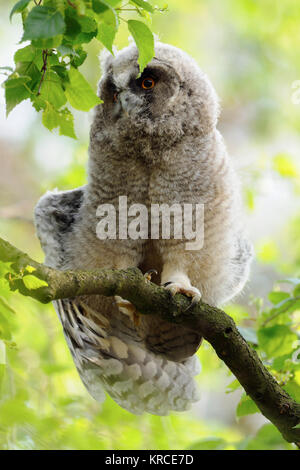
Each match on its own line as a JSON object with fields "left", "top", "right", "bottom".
{"left": 54, "top": 298, "right": 201, "bottom": 415}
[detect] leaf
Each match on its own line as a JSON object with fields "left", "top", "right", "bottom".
{"left": 272, "top": 153, "right": 298, "bottom": 178}
{"left": 97, "top": 23, "right": 116, "bottom": 53}
{"left": 39, "top": 71, "right": 66, "bottom": 109}
{"left": 226, "top": 379, "right": 241, "bottom": 394}
{"left": 42, "top": 105, "right": 76, "bottom": 139}
{"left": 10, "top": 0, "right": 30, "bottom": 21}
{"left": 0, "top": 66, "right": 14, "bottom": 74}
{"left": 65, "top": 67, "right": 101, "bottom": 111}
{"left": 283, "top": 380, "right": 300, "bottom": 402}
{"left": 14, "top": 45, "right": 37, "bottom": 64}
{"left": 25, "top": 265, "right": 36, "bottom": 273}
{"left": 75, "top": 15, "right": 98, "bottom": 44}
{"left": 236, "top": 394, "right": 259, "bottom": 418}
{"left": 130, "top": 0, "right": 154, "bottom": 13}
{"left": 277, "top": 278, "right": 300, "bottom": 286}
{"left": 92, "top": 0, "right": 110, "bottom": 14}
{"left": 257, "top": 325, "right": 298, "bottom": 358}
{"left": 4, "top": 76, "right": 31, "bottom": 88}
{"left": 245, "top": 424, "right": 287, "bottom": 450}
{"left": 58, "top": 108, "right": 76, "bottom": 139}
{"left": 187, "top": 438, "right": 226, "bottom": 450}
{"left": 5, "top": 83, "right": 31, "bottom": 116}
{"left": 22, "top": 6, "right": 65, "bottom": 41}
{"left": 127, "top": 19, "right": 154, "bottom": 72}
{"left": 22, "top": 275, "right": 48, "bottom": 290}
{"left": 15, "top": 61, "right": 41, "bottom": 92}
{"left": 42, "top": 103, "right": 59, "bottom": 130}
{"left": 268, "top": 291, "right": 290, "bottom": 305}
{"left": 70, "top": 48, "right": 88, "bottom": 68}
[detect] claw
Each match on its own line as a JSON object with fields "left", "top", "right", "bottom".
{"left": 144, "top": 269, "right": 158, "bottom": 282}
{"left": 184, "top": 293, "right": 201, "bottom": 311}
{"left": 163, "top": 281, "right": 201, "bottom": 310}
{"left": 115, "top": 296, "right": 141, "bottom": 328}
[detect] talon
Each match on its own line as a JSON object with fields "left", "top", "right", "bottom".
{"left": 184, "top": 294, "right": 201, "bottom": 312}
{"left": 163, "top": 281, "right": 202, "bottom": 307}
{"left": 144, "top": 269, "right": 158, "bottom": 282}
{"left": 115, "top": 296, "right": 141, "bottom": 328}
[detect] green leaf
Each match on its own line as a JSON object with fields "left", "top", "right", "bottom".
{"left": 257, "top": 325, "right": 298, "bottom": 358}
{"left": 22, "top": 6, "right": 65, "bottom": 41}
{"left": 127, "top": 20, "right": 154, "bottom": 72}
{"left": 293, "top": 284, "right": 300, "bottom": 296}
{"left": 39, "top": 71, "right": 66, "bottom": 109}
{"left": 272, "top": 153, "right": 298, "bottom": 178}
{"left": 245, "top": 424, "right": 287, "bottom": 450}
{"left": 10, "top": 0, "right": 31, "bottom": 21}
{"left": 5, "top": 83, "right": 31, "bottom": 116}
{"left": 42, "top": 105, "right": 76, "bottom": 139}
{"left": 65, "top": 67, "right": 101, "bottom": 111}
{"left": 226, "top": 379, "right": 241, "bottom": 394}
{"left": 14, "top": 45, "right": 37, "bottom": 64}
{"left": 130, "top": 0, "right": 154, "bottom": 13}
{"left": 92, "top": 0, "right": 109, "bottom": 14}
{"left": 187, "top": 438, "right": 226, "bottom": 450}
{"left": 268, "top": 291, "right": 290, "bottom": 305}
{"left": 58, "top": 108, "right": 76, "bottom": 139}
{"left": 70, "top": 47, "right": 88, "bottom": 68}
{"left": 42, "top": 103, "right": 59, "bottom": 130}
{"left": 25, "top": 265, "right": 36, "bottom": 273}
{"left": 4, "top": 76, "right": 31, "bottom": 88}
{"left": 97, "top": 23, "right": 116, "bottom": 53}
{"left": 283, "top": 380, "right": 300, "bottom": 402}
{"left": 236, "top": 394, "right": 259, "bottom": 418}
{"left": 22, "top": 275, "right": 48, "bottom": 290}
{"left": 15, "top": 61, "right": 41, "bottom": 92}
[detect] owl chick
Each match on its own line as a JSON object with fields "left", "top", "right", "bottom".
{"left": 34, "top": 42, "right": 252, "bottom": 415}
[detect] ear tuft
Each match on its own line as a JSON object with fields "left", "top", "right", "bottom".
{"left": 99, "top": 48, "right": 114, "bottom": 73}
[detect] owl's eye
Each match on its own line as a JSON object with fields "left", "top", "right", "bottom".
{"left": 141, "top": 77, "right": 155, "bottom": 90}
{"left": 113, "top": 92, "right": 118, "bottom": 102}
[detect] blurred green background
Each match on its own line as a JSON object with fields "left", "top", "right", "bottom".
{"left": 0, "top": 0, "right": 300, "bottom": 450}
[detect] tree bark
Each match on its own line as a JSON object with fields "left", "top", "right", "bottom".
{"left": 0, "top": 236, "right": 299, "bottom": 447}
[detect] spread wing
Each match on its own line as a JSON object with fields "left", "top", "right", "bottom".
{"left": 34, "top": 187, "right": 201, "bottom": 415}
{"left": 34, "top": 186, "right": 85, "bottom": 269}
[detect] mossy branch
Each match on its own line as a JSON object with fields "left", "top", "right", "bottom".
{"left": 0, "top": 236, "right": 299, "bottom": 447}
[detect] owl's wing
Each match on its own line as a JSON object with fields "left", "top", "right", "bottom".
{"left": 34, "top": 186, "right": 85, "bottom": 269}
{"left": 34, "top": 188, "right": 200, "bottom": 415}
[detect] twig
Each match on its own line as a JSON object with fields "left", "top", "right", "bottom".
{"left": 67, "top": 0, "right": 77, "bottom": 8}
{"left": 37, "top": 49, "right": 48, "bottom": 96}
{"left": 0, "top": 235, "right": 299, "bottom": 447}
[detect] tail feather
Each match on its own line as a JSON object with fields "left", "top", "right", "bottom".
{"left": 54, "top": 299, "right": 200, "bottom": 415}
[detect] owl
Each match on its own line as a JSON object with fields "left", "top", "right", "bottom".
{"left": 34, "top": 42, "right": 252, "bottom": 415}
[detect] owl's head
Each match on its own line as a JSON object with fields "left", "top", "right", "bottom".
{"left": 92, "top": 42, "right": 219, "bottom": 149}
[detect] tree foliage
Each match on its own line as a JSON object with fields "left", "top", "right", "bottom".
{"left": 1, "top": 0, "right": 300, "bottom": 451}
{"left": 4, "top": 0, "right": 162, "bottom": 138}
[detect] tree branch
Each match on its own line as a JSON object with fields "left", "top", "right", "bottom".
{"left": 0, "top": 236, "right": 299, "bottom": 447}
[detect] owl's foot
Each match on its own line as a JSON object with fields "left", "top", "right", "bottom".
{"left": 163, "top": 281, "right": 202, "bottom": 311}
{"left": 144, "top": 269, "right": 158, "bottom": 282}
{"left": 115, "top": 296, "right": 141, "bottom": 327}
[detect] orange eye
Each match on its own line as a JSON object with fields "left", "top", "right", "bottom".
{"left": 141, "top": 77, "right": 155, "bottom": 90}
{"left": 113, "top": 92, "right": 118, "bottom": 102}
